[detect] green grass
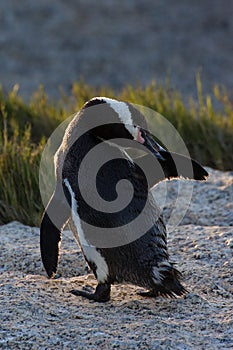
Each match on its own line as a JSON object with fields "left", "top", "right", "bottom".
{"left": 0, "top": 77, "right": 232, "bottom": 225}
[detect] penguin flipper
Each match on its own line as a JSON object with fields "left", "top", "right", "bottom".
{"left": 134, "top": 151, "right": 208, "bottom": 188}
{"left": 159, "top": 150, "right": 209, "bottom": 181}
{"left": 40, "top": 182, "right": 71, "bottom": 278}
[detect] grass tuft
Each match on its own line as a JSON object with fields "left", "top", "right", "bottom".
{"left": 0, "top": 78, "right": 232, "bottom": 225}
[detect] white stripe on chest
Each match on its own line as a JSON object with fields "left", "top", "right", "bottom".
{"left": 64, "top": 178, "right": 109, "bottom": 283}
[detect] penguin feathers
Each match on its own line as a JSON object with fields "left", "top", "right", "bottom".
{"left": 40, "top": 97, "right": 208, "bottom": 302}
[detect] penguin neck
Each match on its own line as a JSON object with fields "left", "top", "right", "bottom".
{"left": 94, "top": 135, "right": 134, "bottom": 164}
{"left": 68, "top": 132, "right": 131, "bottom": 166}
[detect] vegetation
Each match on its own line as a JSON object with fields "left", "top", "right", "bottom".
{"left": 0, "top": 77, "right": 232, "bottom": 225}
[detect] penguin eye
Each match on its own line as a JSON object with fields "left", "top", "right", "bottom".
{"left": 126, "top": 124, "right": 139, "bottom": 140}
{"left": 129, "top": 125, "right": 145, "bottom": 144}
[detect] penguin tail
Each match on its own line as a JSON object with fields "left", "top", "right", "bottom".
{"left": 152, "top": 261, "right": 187, "bottom": 298}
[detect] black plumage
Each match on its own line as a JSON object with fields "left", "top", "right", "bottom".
{"left": 40, "top": 97, "right": 208, "bottom": 302}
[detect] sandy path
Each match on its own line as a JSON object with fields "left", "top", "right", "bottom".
{"left": 0, "top": 167, "right": 232, "bottom": 349}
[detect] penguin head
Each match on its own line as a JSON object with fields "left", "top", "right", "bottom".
{"left": 83, "top": 97, "right": 165, "bottom": 160}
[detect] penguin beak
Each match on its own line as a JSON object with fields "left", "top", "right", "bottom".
{"left": 137, "top": 128, "right": 166, "bottom": 161}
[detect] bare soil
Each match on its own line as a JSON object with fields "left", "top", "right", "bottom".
{"left": 0, "top": 167, "right": 232, "bottom": 349}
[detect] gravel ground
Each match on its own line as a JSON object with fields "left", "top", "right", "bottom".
{"left": 0, "top": 1, "right": 232, "bottom": 98}
{"left": 0, "top": 167, "right": 232, "bottom": 349}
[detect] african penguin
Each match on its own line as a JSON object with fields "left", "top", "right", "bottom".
{"left": 40, "top": 97, "right": 208, "bottom": 302}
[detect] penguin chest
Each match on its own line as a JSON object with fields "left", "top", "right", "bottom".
{"left": 64, "top": 178, "right": 109, "bottom": 283}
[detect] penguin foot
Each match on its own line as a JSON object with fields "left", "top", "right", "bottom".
{"left": 70, "top": 283, "right": 111, "bottom": 302}
{"left": 137, "top": 290, "right": 159, "bottom": 298}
